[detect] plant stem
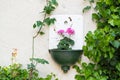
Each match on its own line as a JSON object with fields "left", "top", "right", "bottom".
{"left": 30, "top": 1, "right": 48, "bottom": 80}
{"left": 32, "top": 37, "right": 34, "bottom": 60}
{"left": 32, "top": 14, "right": 46, "bottom": 59}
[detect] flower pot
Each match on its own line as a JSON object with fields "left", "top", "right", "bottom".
{"left": 49, "top": 49, "right": 83, "bottom": 73}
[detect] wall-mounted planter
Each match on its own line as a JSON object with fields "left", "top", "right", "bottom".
{"left": 49, "top": 49, "right": 83, "bottom": 73}
{"left": 49, "top": 15, "right": 84, "bottom": 73}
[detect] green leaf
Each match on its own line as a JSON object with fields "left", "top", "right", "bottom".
{"left": 43, "top": 0, "right": 58, "bottom": 14}
{"left": 114, "top": 19, "right": 120, "bottom": 26}
{"left": 27, "top": 63, "right": 35, "bottom": 70}
{"left": 33, "top": 24, "right": 36, "bottom": 28}
{"left": 51, "top": 0, "right": 58, "bottom": 6}
{"left": 39, "top": 31, "right": 45, "bottom": 35}
{"left": 83, "top": 6, "right": 91, "bottom": 13}
{"left": 30, "top": 58, "right": 49, "bottom": 64}
{"left": 109, "top": 52, "right": 113, "bottom": 59}
{"left": 73, "top": 65, "right": 81, "bottom": 73}
{"left": 111, "top": 14, "right": 119, "bottom": 19}
{"left": 68, "top": 39, "right": 74, "bottom": 46}
{"left": 36, "top": 21, "right": 44, "bottom": 27}
{"left": 44, "top": 17, "right": 56, "bottom": 26}
{"left": 44, "top": 5, "right": 55, "bottom": 14}
{"left": 116, "top": 63, "right": 120, "bottom": 71}
{"left": 97, "top": 22, "right": 104, "bottom": 28}
{"left": 105, "top": 0, "right": 112, "bottom": 5}
{"left": 92, "top": 13, "right": 99, "bottom": 21}
{"left": 82, "top": 63, "right": 87, "bottom": 68}
{"left": 89, "top": 0, "right": 94, "bottom": 3}
{"left": 87, "top": 76, "right": 96, "bottom": 80}
{"left": 111, "top": 40, "right": 120, "bottom": 48}
{"left": 108, "top": 19, "right": 114, "bottom": 26}
{"left": 75, "top": 75, "right": 85, "bottom": 80}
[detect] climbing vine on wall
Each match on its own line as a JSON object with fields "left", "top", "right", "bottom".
{"left": 74, "top": 0, "right": 120, "bottom": 80}
{"left": 27, "top": 0, "right": 58, "bottom": 80}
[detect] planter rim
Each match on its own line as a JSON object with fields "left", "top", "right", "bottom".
{"left": 49, "top": 49, "right": 83, "bottom": 52}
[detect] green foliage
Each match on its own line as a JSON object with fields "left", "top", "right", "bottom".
{"left": 33, "top": 17, "right": 56, "bottom": 29}
{"left": 33, "top": 24, "right": 37, "bottom": 28}
{"left": 43, "top": 18, "right": 56, "bottom": 26}
{"left": 39, "top": 31, "right": 45, "bottom": 35}
{"left": 28, "top": 58, "right": 48, "bottom": 70}
{"left": 36, "top": 21, "right": 44, "bottom": 27}
{"left": 33, "top": 0, "right": 58, "bottom": 36}
{"left": 33, "top": 21, "right": 44, "bottom": 28}
{"left": 27, "top": 63, "right": 36, "bottom": 70}
{"left": 57, "top": 37, "right": 74, "bottom": 50}
{"left": 30, "top": 58, "right": 49, "bottom": 64}
{"left": 110, "top": 40, "right": 120, "bottom": 49}
{"left": 83, "top": 0, "right": 95, "bottom": 13}
{"left": 39, "top": 73, "right": 58, "bottom": 80}
{"left": 31, "top": 0, "right": 58, "bottom": 79}
{"left": 116, "top": 63, "right": 120, "bottom": 71}
{"left": 27, "top": 58, "right": 49, "bottom": 80}
{"left": 89, "top": 0, "right": 94, "bottom": 3}
{"left": 83, "top": 6, "right": 91, "bottom": 13}
{"left": 83, "top": 27, "right": 115, "bottom": 62}
{"left": 44, "top": 0, "right": 58, "bottom": 14}
{"left": 75, "top": 0, "right": 120, "bottom": 80}
{"left": 73, "top": 63, "right": 108, "bottom": 80}
{"left": 0, "top": 64, "right": 29, "bottom": 80}
{"left": 0, "top": 64, "right": 58, "bottom": 80}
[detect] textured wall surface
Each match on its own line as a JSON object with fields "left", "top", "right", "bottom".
{"left": 0, "top": 0, "right": 96, "bottom": 80}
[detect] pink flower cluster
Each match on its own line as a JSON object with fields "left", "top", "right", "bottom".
{"left": 57, "top": 27, "right": 75, "bottom": 36}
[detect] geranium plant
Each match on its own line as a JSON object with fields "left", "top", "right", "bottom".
{"left": 57, "top": 27, "right": 75, "bottom": 50}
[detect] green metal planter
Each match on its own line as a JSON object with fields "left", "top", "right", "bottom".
{"left": 49, "top": 49, "right": 83, "bottom": 73}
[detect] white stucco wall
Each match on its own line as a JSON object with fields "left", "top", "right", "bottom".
{"left": 0, "top": 0, "right": 96, "bottom": 80}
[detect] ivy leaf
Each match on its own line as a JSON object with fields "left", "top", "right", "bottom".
{"left": 30, "top": 58, "right": 49, "bottom": 64}
{"left": 33, "top": 24, "right": 36, "bottom": 28}
{"left": 73, "top": 65, "right": 81, "bottom": 73}
{"left": 44, "top": 5, "right": 55, "bottom": 14}
{"left": 82, "top": 63, "right": 87, "bottom": 68}
{"left": 27, "top": 63, "right": 35, "bottom": 70}
{"left": 114, "top": 20, "right": 120, "bottom": 26}
{"left": 87, "top": 76, "right": 96, "bottom": 80}
{"left": 75, "top": 75, "right": 85, "bottom": 80}
{"left": 108, "top": 19, "right": 114, "bottom": 26}
{"left": 109, "top": 51, "right": 114, "bottom": 59}
{"left": 105, "top": 0, "right": 112, "bottom": 5}
{"left": 36, "top": 21, "right": 44, "bottom": 27}
{"left": 49, "top": 18, "right": 56, "bottom": 24}
{"left": 44, "top": 17, "right": 56, "bottom": 26}
{"left": 92, "top": 13, "right": 99, "bottom": 21}
{"left": 39, "top": 31, "right": 45, "bottom": 35}
{"left": 97, "top": 22, "right": 104, "bottom": 28}
{"left": 43, "top": 0, "right": 58, "bottom": 14}
{"left": 108, "top": 19, "right": 120, "bottom": 26}
{"left": 111, "top": 14, "right": 119, "bottom": 19}
{"left": 50, "top": 0, "right": 58, "bottom": 6}
{"left": 83, "top": 6, "right": 91, "bottom": 13}
{"left": 110, "top": 40, "right": 120, "bottom": 48}
{"left": 116, "top": 63, "right": 120, "bottom": 71}
{"left": 89, "top": 0, "right": 94, "bottom": 3}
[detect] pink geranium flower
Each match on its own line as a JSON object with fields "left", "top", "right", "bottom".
{"left": 56, "top": 27, "right": 75, "bottom": 50}
{"left": 66, "top": 27, "right": 75, "bottom": 35}
{"left": 57, "top": 29, "right": 65, "bottom": 35}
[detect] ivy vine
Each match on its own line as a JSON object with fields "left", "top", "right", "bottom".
{"left": 74, "top": 0, "right": 120, "bottom": 80}
{"left": 27, "top": 0, "right": 58, "bottom": 80}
